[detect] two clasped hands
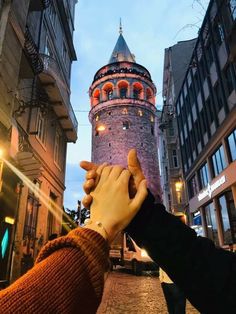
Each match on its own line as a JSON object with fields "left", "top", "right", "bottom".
{"left": 80, "top": 148, "right": 148, "bottom": 244}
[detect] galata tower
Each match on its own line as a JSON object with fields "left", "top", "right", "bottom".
{"left": 89, "top": 26, "right": 161, "bottom": 201}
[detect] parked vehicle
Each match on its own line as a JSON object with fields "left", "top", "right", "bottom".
{"left": 109, "top": 232, "right": 158, "bottom": 275}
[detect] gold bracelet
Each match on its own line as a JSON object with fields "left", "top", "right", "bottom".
{"left": 84, "top": 219, "right": 109, "bottom": 239}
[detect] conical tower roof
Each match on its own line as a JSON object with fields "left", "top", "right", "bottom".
{"left": 108, "top": 33, "right": 136, "bottom": 64}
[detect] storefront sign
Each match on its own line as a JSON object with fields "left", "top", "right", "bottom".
{"left": 197, "top": 175, "right": 226, "bottom": 201}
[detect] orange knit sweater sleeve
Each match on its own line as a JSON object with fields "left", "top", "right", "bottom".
{"left": 0, "top": 227, "right": 110, "bottom": 314}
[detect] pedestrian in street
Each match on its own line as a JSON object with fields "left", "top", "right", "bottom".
{"left": 81, "top": 149, "right": 236, "bottom": 314}
{"left": 0, "top": 165, "right": 147, "bottom": 314}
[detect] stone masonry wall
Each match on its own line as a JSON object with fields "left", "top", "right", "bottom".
{"left": 91, "top": 104, "right": 161, "bottom": 201}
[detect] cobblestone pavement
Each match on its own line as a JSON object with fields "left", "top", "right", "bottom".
{"left": 97, "top": 269, "right": 199, "bottom": 314}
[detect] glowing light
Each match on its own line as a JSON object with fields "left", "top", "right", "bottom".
{"left": 175, "top": 181, "right": 183, "bottom": 192}
{"left": 2, "top": 157, "right": 76, "bottom": 233}
{"left": 97, "top": 125, "right": 106, "bottom": 131}
{"left": 0, "top": 149, "right": 4, "bottom": 158}
{"left": 1, "top": 228, "right": 9, "bottom": 258}
{"left": 5, "top": 217, "right": 15, "bottom": 225}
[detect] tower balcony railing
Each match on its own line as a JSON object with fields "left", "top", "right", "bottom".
{"left": 89, "top": 98, "right": 157, "bottom": 121}
{"left": 24, "top": 27, "right": 44, "bottom": 75}
{"left": 39, "top": 54, "right": 78, "bottom": 142}
{"left": 29, "top": 0, "right": 52, "bottom": 11}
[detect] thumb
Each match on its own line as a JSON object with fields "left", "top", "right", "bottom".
{"left": 130, "top": 179, "right": 147, "bottom": 213}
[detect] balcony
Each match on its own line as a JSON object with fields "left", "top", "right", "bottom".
{"left": 39, "top": 54, "right": 78, "bottom": 142}
{"left": 16, "top": 130, "right": 42, "bottom": 180}
{"left": 29, "top": 0, "right": 51, "bottom": 11}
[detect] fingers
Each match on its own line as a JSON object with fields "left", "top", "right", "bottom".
{"left": 130, "top": 179, "right": 147, "bottom": 212}
{"left": 83, "top": 178, "right": 95, "bottom": 194}
{"left": 82, "top": 194, "right": 93, "bottom": 209}
{"left": 86, "top": 169, "right": 97, "bottom": 180}
{"left": 96, "top": 165, "right": 113, "bottom": 187}
{"left": 127, "top": 149, "right": 142, "bottom": 177}
{"left": 117, "top": 169, "right": 131, "bottom": 191}
{"left": 109, "top": 165, "right": 125, "bottom": 180}
{"left": 80, "top": 161, "right": 98, "bottom": 171}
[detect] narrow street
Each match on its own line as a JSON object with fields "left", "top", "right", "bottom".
{"left": 97, "top": 269, "right": 199, "bottom": 314}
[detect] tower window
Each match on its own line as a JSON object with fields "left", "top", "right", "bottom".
{"left": 95, "top": 115, "right": 99, "bottom": 121}
{"left": 123, "top": 121, "right": 130, "bottom": 130}
{"left": 133, "top": 89, "right": 140, "bottom": 99}
{"left": 122, "top": 108, "right": 128, "bottom": 115}
{"left": 107, "top": 90, "right": 113, "bottom": 100}
{"left": 103, "top": 83, "right": 114, "bottom": 101}
{"left": 108, "top": 143, "right": 111, "bottom": 147}
{"left": 133, "top": 82, "right": 143, "bottom": 99}
{"left": 120, "top": 87, "right": 127, "bottom": 98}
{"left": 118, "top": 81, "right": 129, "bottom": 98}
{"left": 150, "top": 115, "right": 154, "bottom": 122}
{"left": 138, "top": 110, "right": 143, "bottom": 117}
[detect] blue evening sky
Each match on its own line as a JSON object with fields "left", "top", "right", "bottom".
{"left": 64, "top": 0, "right": 209, "bottom": 210}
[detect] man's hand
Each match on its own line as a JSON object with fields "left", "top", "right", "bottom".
{"left": 80, "top": 149, "right": 145, "bottom": 208}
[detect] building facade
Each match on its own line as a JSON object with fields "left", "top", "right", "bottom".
{"left": 89, "top": 28, "right": 161, "bottom": 201}
{"left": 160, "top": 39, "right": 196, "bottom": 215}
{"left": 0, "top": 0, "right": 77, "bottom": 283}
{"left": 175, "top": 0, "right": 236, "bottom": 247}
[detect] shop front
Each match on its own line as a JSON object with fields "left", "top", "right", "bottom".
{"left": 189, "top": 161, "right": 236, "bottom": 248}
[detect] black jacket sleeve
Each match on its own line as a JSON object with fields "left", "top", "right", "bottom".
{"left": 126, "top": 191, "right": 236, "bottom": 314}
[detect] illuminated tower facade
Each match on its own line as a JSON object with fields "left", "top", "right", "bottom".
{"left": 89, "top": 27, "right": 161, "bottom": 201}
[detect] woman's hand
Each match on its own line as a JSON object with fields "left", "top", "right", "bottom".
{"left": 84, "top": 165, "right": 147, "bottom": 244}
{"left": 80, "top": 149, "right": 145, "bottom": 208}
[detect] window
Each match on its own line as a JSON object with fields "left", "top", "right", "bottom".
{"left": 211, "top": 145, "right": 226, "bottom": 177}
{"left": 36, "top": 110, "right": 46, "bottom": 145}
{"left": 205, "top": 202, "right": 219, "bottom": 245}
{"left": 122, "top": 108, "right": 128, "bottom": 115}
{"left": 138, "top": 109, "right": 143, "bottom": 117}
{"left": 95, "top": 115, "right": 99, "bottom": 121}
{"left": 188, "top": 175, "right": 198, "bottom": 198}
{"left": 120, "top": 87, "right": 127, "bottom": 98}
{"left": 23, "top": 181, "right": 40, "bottom": 246}
{"left": 199, "top": 162, "right": 209, "bottom": 189}
{"left": 214, "top": 82, "right": 223, "bottom": 111}
{"left": 103, "top": 84, "right": 113, "bottom": 101}
{"left": 168, "top": 119, "right": 174, "bottom": 136}
{"left": 205, "top": 98, "right": 214, "bottom": 124}
{"left": 24, "top": 194, "right": 39, "bottom": 241}
{"left": 44, "top": 37, "right": 53, "bottom": 57}
{"left": 54, "top": 128, "right": 63, "bottom": 167}
{"left": 150, "top": 115, "right": 154, "bottom": 122}
{"left": 62, "top": 42, "right": 68, "bottom": 70}
{"left": 123, "top": 121, "right": 129, "bottom": 130}
{"left": 206, "top": 42, "right": 214, "bottom": 67}
{"left": 224, "top": 65, "right": 234, "bottom": 96}
{"left": 227, "top": 129, "right": 236, "bottom": 161}
{"left": 230, "top": 0, "right": 236, "bottom": 20}
{"left": 172, "top": 149, "right": 178, "bottom": 168}
{"left": 49, "top": 3, "right": 57, "bottom": 29}
{"left": 219, "top": 195, "right": 232, "bottom": 244}
{"left": 133, "top": 82, "right": 143, "bottom": 99}
{"left": 214, "top": 21, "right": 224, "bottom": 47}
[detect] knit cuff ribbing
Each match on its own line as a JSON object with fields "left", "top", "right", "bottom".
{"left": 35, "top": 228, "right": 110, "bottom": 298}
